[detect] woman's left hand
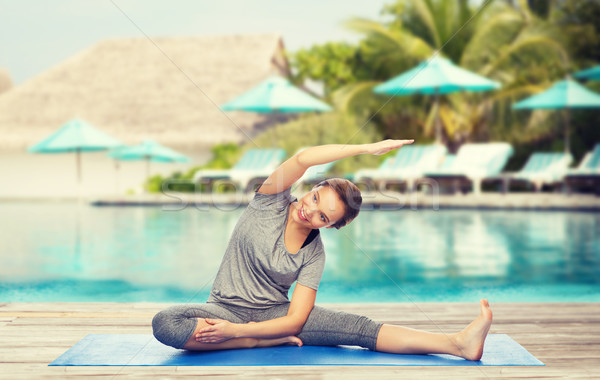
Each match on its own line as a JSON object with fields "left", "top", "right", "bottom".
{"left": 195, "top": 319, "right": 239, "bottom": 343}
{"left": 365, "top": 139, "right": 414, "bottom": 155}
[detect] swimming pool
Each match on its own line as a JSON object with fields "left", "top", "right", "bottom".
{"left": 2, "top": 201, "right": 599, "bottom": 302}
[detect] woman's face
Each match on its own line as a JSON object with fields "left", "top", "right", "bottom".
{"left": 293, "top": 186, "right": 346, "bottom": 229}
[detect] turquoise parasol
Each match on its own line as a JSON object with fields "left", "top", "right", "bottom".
{"left": 374, "top": 55, "right": 501, "bottom": 143}
{"left": 221, "top": 76, "right": 332, "bottom": 113}
{"left": 108, "top": 140, "right": 189, "bottom": 191}
{"left": 513, "top": 79, "right": 600, "bottom": 153}
{"left": 28, "top": 118, "right": 123, "bottom": 190}
{"left": 574, "top": 65, "right": 600, "bottom": 81}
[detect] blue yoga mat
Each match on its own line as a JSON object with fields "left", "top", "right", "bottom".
{"left": 49, "top": 334, "right": 543, "bottom": 366}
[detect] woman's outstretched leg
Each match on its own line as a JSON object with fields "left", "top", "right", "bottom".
{"left": 254, "top": 303, "right": 384, "bottom": 350}
{"left": 376, "top": 299, "right": 493, "bottom": 360}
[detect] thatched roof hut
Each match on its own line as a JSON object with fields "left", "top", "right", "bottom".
{"left": 0, "top": 68, "right": 13, "bottom": 94}
{"left": 0, "top": 34, "right": 290, "bottom": 152}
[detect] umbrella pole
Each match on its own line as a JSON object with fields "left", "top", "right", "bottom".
{"left": 115, "top": 160, "right": 120, "bottom": 195}
{"left": 76, "top": 148, "right": 82, "bottom": 201}
{"left": 74, "top": 199, "right": 82, "bottom": 268}
{"left": 434, "top": 90, "right": 441, "bottom": 144}
{"left": 146, "top": 157, "right": 150, "bottom": 193}
{"left": 564, "top": 108, "right": 571, "bottom": 154}
{"left": 272, "top": 112, "right": 277, "bottom": 147}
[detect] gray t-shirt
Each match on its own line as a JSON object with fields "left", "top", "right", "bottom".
{"left": 208, "top": 188, "right": 326, "bottom": 309}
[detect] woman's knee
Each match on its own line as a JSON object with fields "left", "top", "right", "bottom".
{"left": 152, "top": 306, "right": 197, "bottom": 349}
{"left": 298, "top": 306, "right": 382, "bottom": 350}
{"left": 151, "top": 309, "right": 175, "bottom": 346}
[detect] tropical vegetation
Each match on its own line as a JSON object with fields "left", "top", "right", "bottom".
{"left": 291, "top": 0, "right": 600, "bottom": 159}
{"left": 153, "top": 0, "right": 600, "bottom": 192}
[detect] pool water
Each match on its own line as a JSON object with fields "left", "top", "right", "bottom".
{"left": 1, "top": 201, "right": 599, "bottom": 302}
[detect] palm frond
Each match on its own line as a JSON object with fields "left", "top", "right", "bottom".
{"left": 412, "top": 0, "right": 441, "bottom": 47}
{"left": 487, "top": 34, "right": 569, "bottom": 75}
{"left": 331, "top": 81, "right": 380, "bottom": 112}
{"left": 345, "top": 18, "right": 406, "bottom": 49}
{"left": 461, "top": 10, "right": 523, "bottom": 70}
{"left": 346, "top": 17, "right": 433, "bottom": 62}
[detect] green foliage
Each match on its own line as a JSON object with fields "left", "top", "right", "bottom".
{"left": 554, "top": 0, "right": 600, "bottom": 66}
{"left": 382, "top": 0, "right": 474, "bottom": 62}
{"left": 289, "top": 42, "right": 363, "bottom": 96}
{"left": 203, "top": 143, "right": 242, "bottom": 170}
{"left": 345, "top": 18, "right": 431, "bottom": 80}
{"left": 148, "top": 0, "right": 600, "bottom": 192}
{"left": 292, "top": 0, "right": 591, "bottom": 158}
{"left": 144, "top": 143, "right": 242, "bottom": 193}
{"left": 146, "top": 174, "right": 166, "bottom": 193}
{"left": 529, "top": 0, "right": 552, "bottom": 19}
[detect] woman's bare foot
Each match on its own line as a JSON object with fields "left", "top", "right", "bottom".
{"left": 452, "top": 299, "right": 493, "bottom": 361}
{"left": 256, "top": 335, "right": 303, "bottom": 348}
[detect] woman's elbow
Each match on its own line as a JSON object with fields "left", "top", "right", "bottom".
{"left": 290, "top": 324, "right": 302, "bottom": 336}
{"left": 295, "top": 151, "right": 312, "bottom": 168}
{"left": 288, "top": 318, "right": 306, "bottom": 336}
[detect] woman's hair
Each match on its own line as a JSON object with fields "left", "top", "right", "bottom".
{"left": 315, "top": 178, "right": 362, "bottom": 229}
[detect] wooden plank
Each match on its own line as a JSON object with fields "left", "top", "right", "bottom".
{"left": 0, "top": 302, "right": 597, "bottom": 379}
{"left": 0, "top": 312, "right": 154, "bottom": 318}
{"left": 8, "top": 317, "right": 151, "bottom": 326}
{"left": 0, "top": 363, "right": 590, "bottom": 377}
{"left": 0, "top": 326, "right": 152, "bottom": 335}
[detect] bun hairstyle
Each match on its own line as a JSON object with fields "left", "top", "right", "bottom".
{"left": 315, "top": 178, "right": 362, "bottom": 229}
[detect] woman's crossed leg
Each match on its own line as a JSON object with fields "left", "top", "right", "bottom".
{"left": 151, "top": 303, "right": 300, "bottom": 351}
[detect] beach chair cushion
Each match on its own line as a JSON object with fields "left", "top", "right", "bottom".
{"left": 588, "top": 144, "right": 600, "bottom": 170}
{"left": 291, "top": 147, "right": 335, "bottom": 183}
{"left": 576, "top": 152, "right": 593, "bottom": 172}
{"left": 301, "top": 161, "right": 335, "bottom": 183}
{"left": 578, "top": 144, "right": 600, "bottom": 173}
{"left": 229, "top": 148, "right": 286, "bottom": 174}
{"left": 427, "top": 143, "right": 513, "bottom": 179}
{"left": 194, "top": 148, "right": 286, "bottom": 186}
{"left": 512, "top": 152, "right": 573, "bottom": 184}
{"left": 353, "top": 157, "right": 396, "bottom": 182}
{"left": 566, "top": 144, "right": 600, "bottom": 177}
{"left": 354, "top": 145, "right": 447, "bottom": 182}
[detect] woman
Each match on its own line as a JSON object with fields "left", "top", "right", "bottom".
{"left": 152, "top": 140, "right": 493, "bottom": 360}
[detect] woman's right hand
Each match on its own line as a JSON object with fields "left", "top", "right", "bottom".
{"left": 196, "top": 318, "right": 239, "bottom": 343}
{"left": 365, "top": 139, "right": 414, "bottom": 156}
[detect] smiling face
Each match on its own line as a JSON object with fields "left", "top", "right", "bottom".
{"left": 292, "top": 186, "right": 346, "bottom": 230}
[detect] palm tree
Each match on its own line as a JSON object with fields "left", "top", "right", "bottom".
{"left": 336, "top": 0, "right": 570, "bottom": 150}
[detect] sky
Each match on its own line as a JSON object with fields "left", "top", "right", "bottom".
{"left": 1, "top": 0, "right": 392, "bottom": 84}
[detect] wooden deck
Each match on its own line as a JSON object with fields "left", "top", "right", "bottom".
{"left": 1, "top": 302, "right": 598, "bottom": 379}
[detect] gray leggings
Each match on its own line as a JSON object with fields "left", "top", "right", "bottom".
{"left": 152, "top": 302, "right": 383, "bottom": 351}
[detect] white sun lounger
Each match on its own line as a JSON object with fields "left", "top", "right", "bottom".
{"left": 424, "top": 142, "right": 514, "bottom": 194}
{"left": 508, "top": 152, "right": 573, "bottom": 192}
{"left": 565, "top": 144, "right": 600, "bottom": 196}
{"left": 354, "top": 144, "right": 447, "bottom": 191}
{"left": 193, "top": 148, "right": 287, "bottom": 192}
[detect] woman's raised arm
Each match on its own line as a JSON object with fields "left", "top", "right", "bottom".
{"left": 257, "top": 139, "right": 414, "bottom": 195}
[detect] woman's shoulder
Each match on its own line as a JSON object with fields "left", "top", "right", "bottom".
{"left": 251, "top": 187, "right": 293, "bottom": 211}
